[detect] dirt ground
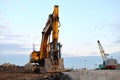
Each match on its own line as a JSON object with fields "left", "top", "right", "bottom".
{"left": 0, "top": 65, "right": 45, "bottom": 80}
{"left": 0, "top": 72, "right": 72, "bottom": 80}
{"left": 1, "top": 70, "right": 120, "bottom": 80}
{"left": 0, "top": 73, "right": 44, "bottom": 80}
{"left": 0, "top": 65, "right": 71, "bottom": 80}
{"left": 0, "top": 64, "right": 120, "bottom": 80}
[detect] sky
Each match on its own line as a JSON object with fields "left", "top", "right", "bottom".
{"left": 0, "top": 0, "right": 120, "bottom": 67}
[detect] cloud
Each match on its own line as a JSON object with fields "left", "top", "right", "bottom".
{"left": 94, "top": 22, "right": 120, "bottom": 42}
{"left": 0, "top": 42, "right": 31, "bottom": 54}
{"left": 0, "top": 18, "right": 34, "bottom": 55}
{"left": 113, "top": 40, "right": 120, "bottom": 44}
{"left": 0, "top": 36, "right": 32, "bottom": 55}
{"left": 0, "top": 34, "right": 33, "bottom": 55}
{"left": 109, "top": 24, "right": 120, "bottom": 36}
{"left": 108, "top": 23, "right": 120, "bottom": 46}
{"left": 90, "top": 52, "right": 100, "bottom": 55}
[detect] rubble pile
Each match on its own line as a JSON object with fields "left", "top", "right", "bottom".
{"left": 0, "top": 63, "right": 32, "bottom": 73}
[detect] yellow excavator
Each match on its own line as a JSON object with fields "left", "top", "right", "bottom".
{"left": 30, "top": 5, "right": 64, "bottom": 73}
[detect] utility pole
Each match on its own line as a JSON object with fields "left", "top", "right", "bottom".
{"left": 84, "top": 59, "right": 87, "bottom": 70}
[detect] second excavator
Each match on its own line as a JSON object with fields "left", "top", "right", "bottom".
{"left": 30, "top": 5, "right": 64, "bottom": 73}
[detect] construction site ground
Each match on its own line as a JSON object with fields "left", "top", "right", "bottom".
{"left": 0, "top": 64, "right": 120, "bottom": 80}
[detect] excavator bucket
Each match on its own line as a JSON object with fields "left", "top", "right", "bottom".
{"left": 44, "top": 58, "right": 64, "bottom": 73}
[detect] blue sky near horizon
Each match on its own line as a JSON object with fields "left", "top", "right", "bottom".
{"left": 0, "top": 0, "right": 120, "bottom": 68}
